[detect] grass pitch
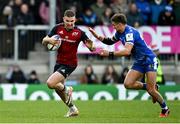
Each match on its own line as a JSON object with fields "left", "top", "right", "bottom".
{"left": 0, "top": 100, "right": 179, "bottom": 123}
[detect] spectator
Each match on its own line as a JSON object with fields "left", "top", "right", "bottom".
{"left": 0, "top": 0, "right": 9, "bottom": 17}
{"left": 39, "top": 0, "right": 49, "bottom": 24}
{"left": 90, "top": 0, "right": 108, "bottom": 23}
{"left": 27, "top": 70, "right": 41, "bottom": 84}
{"left": 110, "top": 0, "right": 128, "bottom": 14}
{"left": 101, "top": 65, "right": 119, "bottom": 85}
{"left": 118, "top": 67, "right": 129, "bottom": 84}
{"left": 79, "top": 7, "right": 99, "bottom": 26}
{"left": 80, "top": 65, "right": 98, "bottom": 84}
{"left": 27, "top": 0, "right": 45, "bottom": 24}
{"left": 135, "top": 0, "right": 151, "bottom": 25}
{"left": 126, "top": 2, "right": 144, "bottom": 28}
{"left": 17, "top": 3, "right": 34, "bottom": 25}
{"left": 150, "top": 0, "right": 166, "bottom": 25}
{"left": 16, "top": 3, "right": 34, "bottom": 59}
{"left": 12, "top": 0, "right": 23, "bottom": 19}
{"left": 158, "top": 5, "right": 176, "bottom": 26}
{"left": 6, "top": 65, "right": 26, "bottom": 83}
{"left": 101, "top": 7, "right": 114, "bottom": 26}
{"left": 38, "top": 0, "right": 64, "bottom": 24}
{"left": 1, "top": 5, "right": 16, "bottom": 27}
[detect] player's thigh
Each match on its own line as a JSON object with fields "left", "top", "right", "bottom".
{"left": 124, "top": 69, "right": 143, "bottom": 85}
{"left": 47, "top": 71, "right": 65, "bottom": 86}
{"left": 54, "top": 63, "right": 76, "bottom": 78}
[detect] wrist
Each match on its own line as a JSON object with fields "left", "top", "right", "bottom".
{"left": 97, "top": 36, "right": 104, "bottom": 41}
{"left": 97, "top": 35, "right": 100, "bottom": 40}
{"left": 89, "top": 46, "right": 96, "bottom": 52}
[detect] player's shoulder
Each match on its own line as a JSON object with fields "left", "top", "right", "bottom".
{"left": 73, "top": 26, "right": 84, "bottom": 33}
{"left": 54, "top": 23, "right": 64, "bottom": 28}
{"left": 51, "top": 23, "right": 64, "bottom": 31}
{"left": 125, "top": 25, "right": 137, "bottom": 33}
{"left": 124, "top": 25, "right": 138, "bottom": 42}
{"left": 125, "top": 25, "right": 140, "bottom": 37}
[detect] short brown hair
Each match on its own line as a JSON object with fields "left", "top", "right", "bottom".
{"left": 64, "top": 9, "right": 76, "bottom": 17}
{"left": 111, "top": 13, "right": 127, "bottom": 24}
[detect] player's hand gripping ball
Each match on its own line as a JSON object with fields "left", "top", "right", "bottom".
{"left": 47, "top": 35, "right": 61, "bottom": 51}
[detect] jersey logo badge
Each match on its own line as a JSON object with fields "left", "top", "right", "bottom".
{"left": 61, "top": 69, "right": 66, "bottom": 73}
{"left": 59, "top": 30, "right": 63, "bottom": 34}
{"left": 126, "top": 33, "right": 133, "bottom": 41}
{"left": 72, "top": 32, "right": 78, "bottom": 36}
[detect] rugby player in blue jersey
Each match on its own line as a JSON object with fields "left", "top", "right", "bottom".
{"left": 89, "top": 13, "right": 170, "bottom": 117}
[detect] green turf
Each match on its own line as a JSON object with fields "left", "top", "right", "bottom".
{"left": 0, "top": 100, "right": 179, "bottom": 123}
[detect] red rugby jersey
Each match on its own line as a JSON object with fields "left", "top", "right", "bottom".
{"left": 48, "top": 23, "right": 88, "bottom": 66}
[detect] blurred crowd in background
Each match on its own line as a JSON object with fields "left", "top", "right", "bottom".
{"left": 0, "top": 0, "right": 180, "bottom": 27}
{"left": 0, "top": 63, "right": 131, "bottom": 85}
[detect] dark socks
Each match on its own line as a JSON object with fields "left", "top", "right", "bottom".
{"left": 160, "top": 101, "right": 168, "bottom": 109}
{"left": 68, "top": 103, "right": 74, "bottom": 108}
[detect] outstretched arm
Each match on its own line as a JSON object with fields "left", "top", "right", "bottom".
{"left": 99, "top": 43, "right": 133, "bottom": 57}
{"left": 88, "top": 27, "right": 104, "bottom": 41}
{"left": 88, "top": 27, "right": 118, "bottom": 45}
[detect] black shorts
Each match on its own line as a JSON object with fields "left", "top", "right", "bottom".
{"left": 54, "top": 63, "right": 77, "bottom": 78}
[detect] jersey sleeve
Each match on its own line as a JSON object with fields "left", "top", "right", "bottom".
{"left": 110, "top": 32, "right": 119, "bottom": 42}
{"left": 47, "top": 25, "right": 57, "bottom": 37}
{"left": 101, "top": 32, "right": 119, "bottom": 45}
{"left": 80, "top": 31, "right": 89, "bottom": 43}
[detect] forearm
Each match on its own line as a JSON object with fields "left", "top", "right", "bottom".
{"left": 42, "top": 36, "right": 51, "bottom": 46}
{"left": 101, "top": 37, "right": 116, "bottom": 45}
{"left": 110, "top": 49, "right": 131, "bottom": 57}
{"left": 42, "top": 36, "right": 53, "bottom": 46}
{"left": 110, "top": 43, "right": 132, "bottom": 57}
{"left": 114, "top": 50, "right": 131, "bottom": 56}
{"left": 89, "top": 27, "right": 116, "bottom": 45}
{"left": 85, "top": 39, "right": 96, "bottom": 52}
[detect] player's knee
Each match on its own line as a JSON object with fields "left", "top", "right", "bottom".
{"left": 146, "top": 87, "right": 156, "bottom": 94}
{"left": 124, "top": 82, "right": 132, "bottom": 89}
{"left": 46, "top": 80, "right": 55, "bottom": 89}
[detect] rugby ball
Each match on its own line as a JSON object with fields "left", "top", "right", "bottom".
{"left": 47, "top": 35, "right": 61, "bottom": 51}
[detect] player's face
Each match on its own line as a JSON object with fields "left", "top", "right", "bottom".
{"left": 112, "top": 22, "right": 125, "bottom": 33}
{"left": 63, "top": 16, "right": 76, "bottom": 30}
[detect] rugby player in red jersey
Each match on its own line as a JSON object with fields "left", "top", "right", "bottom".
{"left": 42, "top": 9, "right": 96, "bottom": 117}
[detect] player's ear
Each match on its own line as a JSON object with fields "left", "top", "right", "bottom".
{"left": 63, "top": 17, "right": 67, "bottom": 22}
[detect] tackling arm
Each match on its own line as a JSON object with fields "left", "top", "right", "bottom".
{"left": 88, "top": 27, "right": 118, "bottom": 45}
{"left": 101, "top": 37, "right": 118, "bottom": 45}
{"left": 99, "top": 42, "right": 133, "bottom": 57}
{"left": 113, "top": 43, "right": 133, "bottom": 57}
